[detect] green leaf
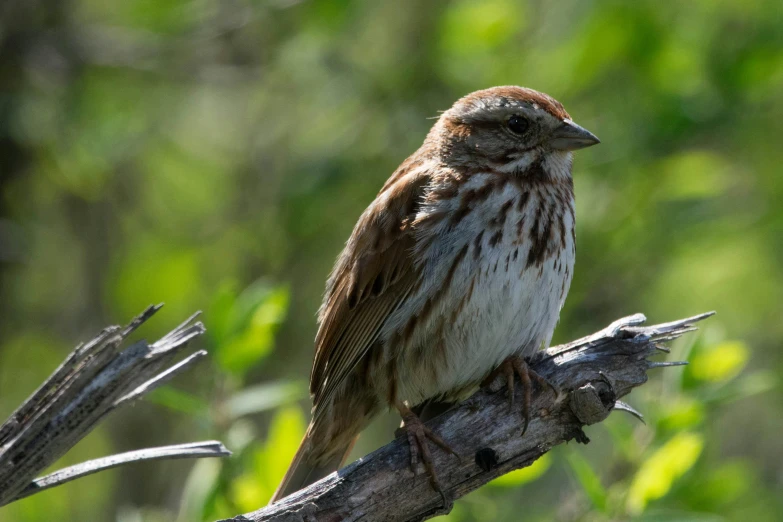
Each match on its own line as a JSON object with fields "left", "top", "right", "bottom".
{"left": 689, "top": 341, "right": 749, "bottom": 383}
{"left": 213, "top": 282, "right": 290, "bottom": 378}
{"left": 232, "top": 281, "right": 287, "bottom": 332}
{"left": 565, "top": 450, "right": 608, "bottom": 512}
{"left": 627, "top": 432, "right": 704, "bottom": 515}
{"left": 229, "top": 474, "right": 267, "bottom": 516}
{"left": 490, "top": 453, "right": 551, "bottom": 487}
{"left": 258, "top": 406, "right": 307, "bottom": 487}
{"left": 658, "top": 397, "right": 705, "bottom": 431}
{"left": 229, "top": 406, "right": 306, "bottom": 511}
{"left": 208, "top": 280, "right": 241, "bottom": 346}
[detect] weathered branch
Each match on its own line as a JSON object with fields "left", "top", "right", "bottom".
{"left": 0, "top": 306, "right": 230, "bottom": 507}
{"left": 11, "top": 441, "right": 230, "bottom": 502}
{"left": 223, "top": 312, "right": 714, "bottom": 522}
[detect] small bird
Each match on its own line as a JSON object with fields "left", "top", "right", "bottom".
{"left": 271, "top": 86, "right": 599, "bottom": 502}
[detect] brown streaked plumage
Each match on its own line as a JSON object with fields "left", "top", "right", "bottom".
{"left": 271, "top": 86, "right": 600, "bottom": 503}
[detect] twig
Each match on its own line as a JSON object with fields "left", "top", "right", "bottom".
{"left": 10, "top": 441, "right": 230, "bottom": 503}
{"left": 0, "top": 306, "right": 230, "bottom": 507}
{"left": 222, "top": 312, "right": 714, "bottom": 522}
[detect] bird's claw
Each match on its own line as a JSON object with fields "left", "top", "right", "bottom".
{"left": 397, "top": 403, "right": 459, "bottom": 507}
{"left": 483, "top": 355, "right": 559, "bottom": 435}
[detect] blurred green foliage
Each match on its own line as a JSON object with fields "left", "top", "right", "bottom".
{"left": 1, "top": 0, "right": 781, "bottom": 520}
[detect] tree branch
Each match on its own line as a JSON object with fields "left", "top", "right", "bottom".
{"left": 11, "top": 441, "right": 230, "bottom": 502}
{"left": 222, "top": 312, "right": 714, "bottom": 522}
{"left": 0, "top": 305, "right": 230, "bottom": 507}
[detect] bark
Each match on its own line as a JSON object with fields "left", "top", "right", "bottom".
{"left": 222, "top": 312, "right": 713, "bottom": 522}
{"left": 0, "top": 305, "right": 230, "bottom": 507}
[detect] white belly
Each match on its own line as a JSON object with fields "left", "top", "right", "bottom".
{"left": 386, "top": 174, "right": 575, "bottom": 405}
{"left": 436, "top": 236, "right": 573, "bottom": 396}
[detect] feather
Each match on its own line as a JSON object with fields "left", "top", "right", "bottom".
{"left": 310, "top": 168, "right": 430, "bottom": 417}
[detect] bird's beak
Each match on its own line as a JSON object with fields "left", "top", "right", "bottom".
{"left": 548, "top": 119, "right": 600, "bottom": 151}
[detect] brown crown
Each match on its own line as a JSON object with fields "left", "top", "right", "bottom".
{"left": 455, "top": 86, "right": 570, "bottom": 121}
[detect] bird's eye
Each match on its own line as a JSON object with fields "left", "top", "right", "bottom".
{"left": 507, "top": 115, "right": 529, "bottom": 135}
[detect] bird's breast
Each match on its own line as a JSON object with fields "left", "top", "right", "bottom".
{"left": 384, "top": 173, "right": 575, "bottom": 405}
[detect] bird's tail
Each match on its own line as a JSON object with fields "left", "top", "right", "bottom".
{"left": 269, "top": 421, "right": 358, "bottom": 504}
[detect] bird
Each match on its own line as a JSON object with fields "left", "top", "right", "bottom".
{"left": 271, "top": 86, "right": 600, "bottom": 503}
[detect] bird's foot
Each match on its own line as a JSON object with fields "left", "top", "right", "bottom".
{"left": 481, "top": 355, "right": 558, "bottom": 435}
{"left": 396, "top": 402, "right": 460, "bottom": 507}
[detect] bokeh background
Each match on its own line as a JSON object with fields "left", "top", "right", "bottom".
{"left": 1, "top": 0, "right": 782, "bottom": 520}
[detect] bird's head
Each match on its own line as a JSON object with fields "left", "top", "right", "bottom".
{"left": 430, "top": 86, "right": 600, "bottom": 179}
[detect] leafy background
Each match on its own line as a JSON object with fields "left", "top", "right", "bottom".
{"left": 1, "top": 0, "right": 781, "bottom": 520}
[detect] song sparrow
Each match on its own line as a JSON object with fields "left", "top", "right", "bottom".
{"left": 272, "top": 86, "right": 599, "bottom": 502}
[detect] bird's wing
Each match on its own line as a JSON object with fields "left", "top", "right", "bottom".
{"left": 310, "top": 166, "right": 430, "bottom": 416}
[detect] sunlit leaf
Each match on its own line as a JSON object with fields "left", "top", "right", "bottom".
{"left": 627, "top": 432, "right": 705, "bottom": 514}
{"left": 257, "top": 406, "right": 307, "bottom": 490}
{"left": 490, "top": 453, "right": 551, "bottom": 487}
{"left": 208, "top": 280, "right": 241, "bottom": 346}
{"left": 689, "top": 341, "right": 749, "bottom": 383}
{"left": 215, "top": 283, "right": 290, "bottom": 378}
{"left": 229, "top": 406, "right": 306, "bottom": 511}
{"left": 229, "top": 474, "right": 267, "bottom": 515}
{"left": 658, "top": 397, "right": 705, "bottom": 431}
{"left": 233, "top": 281, "right": 289, "bottom": 331}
